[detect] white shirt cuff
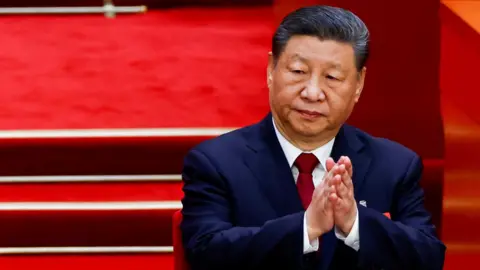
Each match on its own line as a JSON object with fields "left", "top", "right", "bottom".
{"left": 303, "top": 213, "right": 319, "bottom": 253}
{"left": 334, "top": 208, "right": 360, "bottom": 251}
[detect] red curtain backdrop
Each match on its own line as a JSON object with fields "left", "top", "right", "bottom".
{"left": 440, "top": 1, "right": 480, "bottom": 268}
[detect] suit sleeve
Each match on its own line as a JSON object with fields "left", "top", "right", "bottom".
{"left": 357, "top": 155, "right": 446, "bottom": 270}
{"left": 180, "top": 149, "right": 306, "bottom": 270}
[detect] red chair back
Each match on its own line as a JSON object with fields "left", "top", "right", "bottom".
{"left": 172, "top": 210, "right": 189, "bottom": 270}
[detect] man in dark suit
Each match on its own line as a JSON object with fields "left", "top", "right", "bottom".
{"left": 180, "top": 5, "right": 446, "bottom": 270}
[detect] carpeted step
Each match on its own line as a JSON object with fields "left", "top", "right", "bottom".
{"left": 0, "top": 161, "right": 443, "bottom": 247}
{"left": 0, "top": 176, "right": 183, "bottom": 201}
{"left": 0, "top": 129, "right": 230, "bottom": 176}
{"left": 0, "top": 254, "right": 174, "bottom": 270}
{"left": 0, "top": 202, "right": 178, "bottom": 247}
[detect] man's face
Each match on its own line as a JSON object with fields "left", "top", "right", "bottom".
{"left": 267, "top": 35, "right": 366, "bottom": 140}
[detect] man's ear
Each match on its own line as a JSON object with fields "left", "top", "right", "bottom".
{"left": 267, "top": 52, "right": 274, "bottom": 88}
{"left": 354, "top": 66, "right": 367, "bottom": 103}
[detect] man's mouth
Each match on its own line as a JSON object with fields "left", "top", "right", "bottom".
{"left": 295, "top": 109, "right": 323, "bottom": 119}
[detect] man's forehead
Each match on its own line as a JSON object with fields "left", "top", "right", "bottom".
{"left": 281, "top": 37, "right": 355, "bottom": 68}
{"left": 283, "top": 52, "right": 348, "bottom": 70}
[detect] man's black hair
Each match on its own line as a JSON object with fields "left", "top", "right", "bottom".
{"left": 272, "top": 5, "right": 370, "bottom": 71}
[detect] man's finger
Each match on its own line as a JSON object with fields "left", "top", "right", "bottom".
{"left": 325, "top": 164, "right": 338, "bottom": 184}
{"left": 327, "top": 190, "right": 338, "bottom": 205}
{"left": 323, "top": 185, "right": 337, "bottom": 209}
{"left": 327, "top": 194, "right": 338, "bottom": 209}
{"left": 341, "top": 170, "right": 354, "bottom": 190}
{"left": 337, "top": 156, "right": 353, "bottom": 177}
{"left": 343, "top": 156, "right": 353, "bottom": 177}
{"left": 334, "top": 175, "right": 349, "bottom": 198}
{"left": 323, "top": 182, "right": 335, "bottom": 196}
{"left": 326, "top": 157, "right": 335, "bottom": 172}
{"left": 327, "top": 164, "right": 350, "bottom": 196}
{"left": 333, "top": 197, "right": 344, "bottom": 210}
{"left": 328, "top": 172, "right": 341, "bottom": 186}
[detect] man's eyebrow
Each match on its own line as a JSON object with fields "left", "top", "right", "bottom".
{"left": 290, "top": 53, "right": 308, "bottom": 62}
{"left": 331, "top": 63, "right": 343, "bottom": 70}
{"left": 288, "top": 54, "right": 347, "bottom": 72}
{"left": 325, "top": 61, "right": 347, "bottom": 72}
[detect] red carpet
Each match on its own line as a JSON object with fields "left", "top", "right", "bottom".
{"left": 0, "top": 7, "right": 273, "bottom": 129}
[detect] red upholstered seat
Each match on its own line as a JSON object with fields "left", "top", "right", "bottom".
{"left": 420, "top": 160, "right": 444, "bottom": 237}
{"left": 173, "top": 210, "right": 189, "bottom": 270}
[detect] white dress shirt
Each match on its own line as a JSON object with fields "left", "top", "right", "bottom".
{"left": 272, "top": 119, "right": 360, "bottom": 252}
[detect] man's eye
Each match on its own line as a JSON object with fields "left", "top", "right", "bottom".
{"left": 326, "top": 75, "right": 338, "bottom": 80}
{"left": 292, "top": 70, "right": 305, "bottom": 74}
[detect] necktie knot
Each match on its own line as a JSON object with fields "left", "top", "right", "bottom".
{"left": 294, "top": 153, "right": 319, "bottom": 174}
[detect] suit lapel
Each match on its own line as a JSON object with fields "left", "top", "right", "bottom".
{"left": 330, "top": 124, "right": 371, "bottom": 195}
{"left": 243, "top": 115, "right": 304, "bottom": 217}
{"left": 319, "top": 124, "right": 371, "bottom": 270}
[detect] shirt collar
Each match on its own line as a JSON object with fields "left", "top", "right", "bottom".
{"left": 272, "top": 117, "right": 335, "bottom": 170}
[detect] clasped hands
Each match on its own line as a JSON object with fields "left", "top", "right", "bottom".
{"left": 306, "top": 156, "right": 357, "bottom": 241}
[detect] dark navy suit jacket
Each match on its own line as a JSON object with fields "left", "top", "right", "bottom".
{"left": 180, "top": 114, "right": 445, "bottom": 270}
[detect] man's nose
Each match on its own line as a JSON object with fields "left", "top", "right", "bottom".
{"left": 302, "top": 79, "right": 325, "bottom": 102}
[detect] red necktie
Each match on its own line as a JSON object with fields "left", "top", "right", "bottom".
{"left": 294, "top": 153, "right": 319, "bottom": 209}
